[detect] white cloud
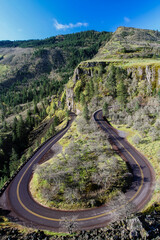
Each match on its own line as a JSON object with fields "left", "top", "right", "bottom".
{"left": 53, "top": 19, "right": 88, "bottom": 30}
{"left": 124, "top": 17, "right": 130, "bottom": 23}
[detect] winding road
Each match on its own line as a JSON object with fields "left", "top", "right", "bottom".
{"left": 0, "top": 110, "right": 155, "bottom": 231}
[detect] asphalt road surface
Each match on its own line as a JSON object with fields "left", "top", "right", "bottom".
{"left": 0, "top": 110, "right": 155, "bottom": 231}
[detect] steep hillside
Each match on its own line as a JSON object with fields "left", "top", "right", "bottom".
{"left": 30, "top": 27, "right": 160, "bottom": 214}
{"left": 0, "top": 31, "right": 111, "bottom": 87}
{"left": 28, "top": 27, "right": 160, "bottom": 237}
{"left": 95, "top": 26, "right": 160, "bottom": 59}
{"left": 0, "top": 30, "right": 112, "bottom": 190}
{"left": 65, "top": 52, "right": 160, "bottom": 215}
{"left": 1, "top": 27, "right": 160, "bottom": 238}
{"left": 0, "top": 31, "right": 111, "bottom": 117}
{"left": 66, "top": 60, "right": 160, "bottom": 113}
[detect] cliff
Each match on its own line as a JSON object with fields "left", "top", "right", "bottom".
{"left": 66, "top": 59, "right": 160, "bottom": 112}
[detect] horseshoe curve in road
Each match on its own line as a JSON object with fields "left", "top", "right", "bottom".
{"left": 2, "top": 110, "right": 155, "bottom": 231}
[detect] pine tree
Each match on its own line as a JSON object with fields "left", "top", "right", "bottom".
{"left": 50, "top": 123, "right": 55, "bottom": 135}
{"left": 89, "top": 79, "right": 94, "bottom": 98}
{"left": 10, "top": 148, "right": 19, "bottom": 162}
{"left": 0, "top": 148, "right": 4, "bottom": 169}
{"left": 116, "top": 79, "right": 127, "bottom": 106}
{"left": 18, "top": 115, "right": 27, "bottom": 141}
{"left": 35, "top": 140, "right": 39, "bottom": 149}
{"left": 66, "top": 110, "right": 69, "bottom": 121}
{"left": 80, "top": 93, "right": 85, "bottom": 106}
{"left": 0, "top": 136, "right": 3, "bottom": 148}
{"left": 9, "top": 148, "right": 19, "bottom": 176}
{"left": 26, "top": 109, "right": 32, "bottom": 128}
{"left": 3, "top": 121, "right": 7, "bottom": 131}
{"left": 34, "top": 102, "right": 39, "bottom": 115}
{"left": 20, "top": 155, "right": 26, "bottom": 164}
{"left": 83, "top": 104, "right": 89, "bottom": 121}
{"left": 85, "top": 82, "right": 90, "bottom": 97}
{"left": 116, "top": 66, "right": 127, "bottom": 81}
{"left": 27, "top": 147, "right": 32, "bottom": 158}
{"left": 102, "top": 102, "right": 108, "bottom": 117}
{"left": 53, "top": 115, "right": 60, "bottom": 127}
{"left": 75, "top": 80, "right": 82, "bottom": 102}
{"left": 94, "top": 83, "right": 99, "bottom": 96}
{"left": 13, "top": 117, "right": 18, "bottom": 134}
{"left": 158, "top": 89, "right": 160, "bottom": 99}
{"left": 0, "top": 176, "right": 8, "bottom": 189}
{"left": 106, "top": 64, "right": 117, "bottom": 97}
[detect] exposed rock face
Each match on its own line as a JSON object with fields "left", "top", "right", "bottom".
{"left": 66, "top": 88, "right": 75, "bottom": 112}
{"left": 66, "top": 61, "right": 160, "bottom": 112}
{"left": 126, "top": 65, "right": 160, "bottom": 93}
{"left": 127, "top": 65, "right": 159, "bottom": 86}
{"left": 66, "top": 61, "right": 108, "bottom": 112}
{"left": 137, "top": 67, "right": 143, "bottom": 78}
{"left": 72, "top": 67, "right": 80, "bottom": 83}
{"left": 146, "top": 66, "right": 152, "bottom": 84}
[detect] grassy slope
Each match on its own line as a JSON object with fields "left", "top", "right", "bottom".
{"left": 86, "top": 57, "right": 160, "bottom": 68}
{"left": 1, "top": 26, "right": 160, "bottom": 232}
{"left": 0, "top": 31, "right": 113, "bottom": 190}
{"left": 95, "top": 26, "right": 160, "bottom": 60}
{"left": 0, "top": 65, "right": 9, "bottom": 82}
{"left": 0, "top": 31, "right": 112, "bottom": 86}
{"left": 68, "top": 50, "right": 160, "bottom": 213}
{"left": 112, "top": 123, "right": 160, "bottom": 212}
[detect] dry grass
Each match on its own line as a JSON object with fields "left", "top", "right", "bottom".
{"left": 83, "top": 58, "right": 160, "bottom": 68}
{"left": 112, "top": 123, "right": 160, "bottom": 212}
{"left": 0, "top": 65, "right": 9, "bottom": 83}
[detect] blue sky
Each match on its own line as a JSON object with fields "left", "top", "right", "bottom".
{"left": 0, "top": 0, "right": 160, "bottom": 40}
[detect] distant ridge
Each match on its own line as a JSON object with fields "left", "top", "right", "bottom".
{"left": 95, "top": 26, "right": 160, "bottom": 59}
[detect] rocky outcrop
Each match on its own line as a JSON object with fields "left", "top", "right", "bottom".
{"left": 66, "top": 61, "right": 108, "bottom": 112}
{"left": 72, "top": 67, "right": 83, "bottom": 83}
{"left": 126, "top": 65, "right": 160, "bottom": 90}
{"left": 66, "top": 61, "right": 160, "bottom": 112}
{"left": 66, "top": 87, "right": 75, "bottom": 112}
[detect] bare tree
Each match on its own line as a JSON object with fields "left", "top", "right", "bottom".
{"left": 132, "top": 135, "right": 141, "bottom": 145}
{"left": 60, "top": 215, "right": 78, "bottom": 233}
{"left": 110, "top": 192, "right": 135, "bottom": 223}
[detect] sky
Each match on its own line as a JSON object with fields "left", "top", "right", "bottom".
{"left": 0, "top": 0, "right": 160, "bottom": 40}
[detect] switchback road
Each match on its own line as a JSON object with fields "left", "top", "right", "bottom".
{"left": 0, "top": 110, "right": 155, "bottom": 231}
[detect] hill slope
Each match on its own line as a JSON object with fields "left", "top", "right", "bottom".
{"left": 0, "top": 26, "right": 160, "bottom": 239}
{"left": 0, "top": 31, "right": 112, "bottom": 87}
{"left": 95, "top": 26, "right": 160, "bottom": 59}
{"left": 0, "top": 30, "right": 112, "bottom": 191}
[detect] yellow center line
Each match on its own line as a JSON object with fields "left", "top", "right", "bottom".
{"left": 98, "top": 112, "right": 144, "bottom": 204}
{"left": 16, "top": 111, "right": 144, "bottom": 222}
{"left": 17, "top": 129, "right": 68, "bottom": 221}
{"left": 77, "top": 112, "right": 144, "bottom": 221}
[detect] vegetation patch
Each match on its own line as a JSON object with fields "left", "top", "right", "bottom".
{"left": 30, "top": 115, "right": 129, "bottom": 210}
{"left": 112, "top": 123, "right": 160, "bottom": 212}
{"left": 0, "top": 65, "right": 9, "bottom": 82}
